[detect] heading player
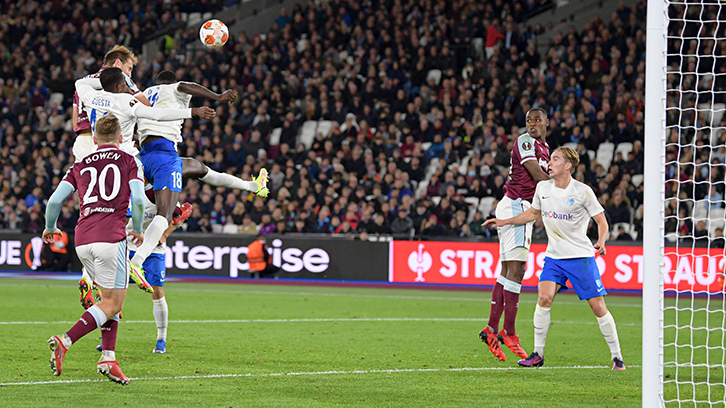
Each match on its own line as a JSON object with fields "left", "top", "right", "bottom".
{"left": 74, "top": 68, "right": 215, "bottom": 157}
{"left": 480, "top": 108, "right": 550, "bottom": 361}
{"left": 127, "top": 70, "right": 269, "bottom": 281}
{"left": 484, "top": 147, "right": 625, "bottom": 370}
{"left": 44, "top": 114, "right": 146, "bottom": 384}
{"left": 72, "top": 45, "right": 150, "bottom": 163}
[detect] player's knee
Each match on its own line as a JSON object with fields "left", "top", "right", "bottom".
{"left": 589, "top": 300, "right": 608, "bottom": 317}
{"left": 538, "top": 293, "right": 554, "bottom": 307}
{"left": 151, "top": 287, "right": 164, "bottom": 299}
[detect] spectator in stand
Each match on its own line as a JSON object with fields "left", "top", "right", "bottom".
{"left": 606, "top": 190, "right": 631, "bottom": 224}
{"left": 239, "top": 214, "right": 258, "bottom": 235}
{"left": 391, "top": 207, "right": 414, "bottom": 238}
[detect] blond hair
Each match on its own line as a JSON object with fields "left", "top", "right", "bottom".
{"left": 103, "top": 45, "right": 138, "bottom": 67}
{"left": 556, "top": 146, "right": 580, "bottom": 172}
{"left": 95, "top": 114, "right": 121, "bottom": 144}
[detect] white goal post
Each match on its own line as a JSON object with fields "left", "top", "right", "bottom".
{"left": 643, "top": 0, "right": 666, "bottom": 404}
{"left": 645, "top": 0, "right": 726, "bottom": 406}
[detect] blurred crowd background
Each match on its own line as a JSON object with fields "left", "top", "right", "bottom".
{"left": 0, "top": 0, "right": 723, "bottom": 247}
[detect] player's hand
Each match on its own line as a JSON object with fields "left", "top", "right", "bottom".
{"left": 482, "top": 218, "right": 506, "bottom": 228}
{"left": 217, "top": 90, "right": 238, "bottom": 103}
{"left": 129, "top": 231, "right": 144, "bottom": 246}
{"left": 594, "top": 242, "right": 606, "bottom": 256}
{"left": 42, "top": 229, "right": 62, "bottom": 244}
{"left": 192, "top": 107, "right": 216, "bottom": 120}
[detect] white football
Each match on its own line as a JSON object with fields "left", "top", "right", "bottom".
{"left": 199, "top": 19, "right": 229, "bottom": 49}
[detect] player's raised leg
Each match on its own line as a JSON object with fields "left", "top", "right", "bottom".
{"left": 129, "top": 137, "right": 182, "bottom": 279}
{"left": 182, "top": 158, "right": 269, "bottom": 198}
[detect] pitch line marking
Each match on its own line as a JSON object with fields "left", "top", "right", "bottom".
{"left": 0, "top": 365, "right": 641, "bottom": 387}
{"left": 0, "top": 317, "right": 639, "bottom": 326}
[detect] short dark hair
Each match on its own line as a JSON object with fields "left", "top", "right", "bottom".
{"left": 156, "top": 70, "right": 177, "bottom": 85}
{"left": 527, "top": 107, "right": 548, "bottom": 118}
{"left": 99, "top": 67, "right": 125, "bottom": 92}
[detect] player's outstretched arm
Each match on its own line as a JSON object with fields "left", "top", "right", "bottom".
{"left": 177, "top": 82, "right": 238, "bottom": 103}
{"left": 132, "top": 104, "right": 215, "bottom": 121}
{"left": 482, "top": 207, "right": 541, "bottom": 229}
{"left": 592, "top": 212, "right": 609, "bottom": 256}
{"left": 42, "top": 182, "right": 75, "bottom": 243}
{"left": 523, "top": 160, "right": 550, "bottom": 182}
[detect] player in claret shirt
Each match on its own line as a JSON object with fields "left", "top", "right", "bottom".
{"left": 43, "top": 114, "right": 147, "bottom": 384}
{"left": 484, "top": 147, "right": 625, "bottom": 370}
{"left": 479, "top": 108, "right": 551, "bottom": 361}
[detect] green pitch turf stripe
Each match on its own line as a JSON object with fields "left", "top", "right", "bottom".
{"left": 0, "top": 282, "right": 644, "bottom": 307}
{"left": 0, "top": 317, "right": 639, "bottom": 326}
{"left": 0, "top": 365, "right": 641, "bottom": 387}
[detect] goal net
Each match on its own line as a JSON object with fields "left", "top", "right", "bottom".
{"left": 645, "top": 0, "right": 726, "bottom": 406}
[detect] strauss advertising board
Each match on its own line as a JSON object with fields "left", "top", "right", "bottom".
{"left": 389, "top": 241, "right": 726, "bottom": 293}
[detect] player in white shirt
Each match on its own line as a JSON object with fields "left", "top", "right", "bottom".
{"left": 74, "top": 67, "right": 215, "bottom": 294}
{"left": 483, "top": 147, "right": 625, "bottom": 370}
{"left": 74, "top": 68, "right": 215, "bottom": 156}
{"left": 128, "top": 70, "right": 269, "bottom": 287}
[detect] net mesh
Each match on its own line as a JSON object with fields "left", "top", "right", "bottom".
{"left": 664, "top": 0, "right": 726, "bottom": 405}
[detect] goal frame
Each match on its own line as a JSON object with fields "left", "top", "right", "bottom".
{"left": 643, "top": 0, "right": 667, "bottom": 405}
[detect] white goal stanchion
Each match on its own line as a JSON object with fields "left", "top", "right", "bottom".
{"left": 645, "top": 0, "right": 726, "bottom": 406}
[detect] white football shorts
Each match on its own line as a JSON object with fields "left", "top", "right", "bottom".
{"left": 496, "top": 196, "right": 533, "bottom": 262}
{"left": 75, "top": 239, "right": 129, "bottom": 290}
{"left": 72, "top": 134, "right": 97, "bottom": 163}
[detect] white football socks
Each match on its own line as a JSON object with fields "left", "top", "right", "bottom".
{"left": 596, "top": 312, "right": 623, "bottom": 360}
{"left": 153, "top": 297, "right": 168, "bottom": 341}
{"left": 131, "top": 216, "right": 169, "bottom": 267}
{"left": 533, "top": 304, "right": 551, "bottom": 356}
{"left": 200, "top": 167, "right": 256, "bottom": 192}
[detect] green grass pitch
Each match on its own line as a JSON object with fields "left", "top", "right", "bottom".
{"left": 0, "top": 277, "right": 645, "bottom": 407}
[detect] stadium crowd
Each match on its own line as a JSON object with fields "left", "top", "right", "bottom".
{"left": 0, "top": 0, "right": 722, "bottom": 245}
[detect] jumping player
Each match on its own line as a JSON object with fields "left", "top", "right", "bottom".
{"left": 128, "top": 70, "right": 269, "bottom": 278}
{"left": 74, "top": 67, "right": 215, "bottom": 293}
{"left": 73, "top": 45, "right": 150, "bottom": 310}
{"left": 44, "top": 114, "right": 146, "bottom": 384}
{"left": 484, "top": 147, "right": 625, "bottom": 370}
{"left": 72, "top": 45, "right": 150, "bottom": 163}
{"left": 480, "top": 108, "right": 550, "bottom": 361}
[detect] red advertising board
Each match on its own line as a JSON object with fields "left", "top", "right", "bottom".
{"left": 389, "top": 241, "right": 726, "bottom": 292}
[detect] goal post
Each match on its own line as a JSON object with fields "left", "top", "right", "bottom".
{"left": 643, "top": 0, "right": 667, "bottom": 405}
{"left": 645, "top": 0, "right": 726, "bottom": 406}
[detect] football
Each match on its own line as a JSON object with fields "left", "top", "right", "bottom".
{"left": 199, "top": 19, "right": 229, "bottom": 49}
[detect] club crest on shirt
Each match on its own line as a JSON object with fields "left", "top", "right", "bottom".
{"left": 568, "top": 198, "right": 574, "bottom": 206}
{"left": 522, "top": 141, "right": 532, "bottom": 151}
{"left": 83, "top": 207, "right": 90, "bottom": 217}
